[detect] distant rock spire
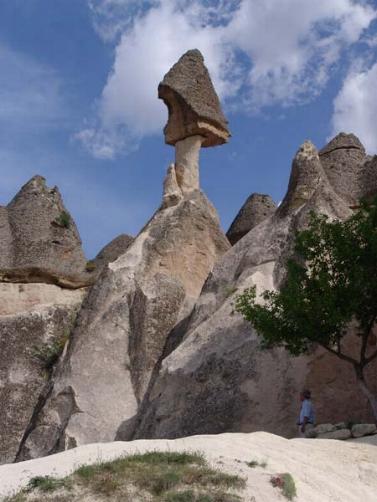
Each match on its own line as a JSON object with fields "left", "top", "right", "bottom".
{"left": 227, "top": 193, "right": 276, "bottom": 245}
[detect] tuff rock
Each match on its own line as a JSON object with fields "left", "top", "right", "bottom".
{"left": 129, "top": 134, "right": 377, "bottom": 441}
{"left": 351, "top": 423, "right": 377, "bottom": 438}
{"left": 0, "top": 176, "right": 93, "bottom": 288}
{"left": 159, "top": 49, "right": 230, "bottom": 147}
{"left": 1, "top": 45, "right": 377, "bottom": 467}
{"left": 317, "top": 429, "right": 352, "bottom": 440}
{"left": 0, "top": 283, "right": 86, "bottom": 464}
{"left": 91, "top": 234, "right": 134, "bottom": 274}
{"left": 16, "top": 169, "right": 230, "bottom": 460}
{"left": 226, "top": 193, "right": 276, "bottom": 245}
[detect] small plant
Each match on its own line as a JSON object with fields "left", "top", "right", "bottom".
{"left": 26, "top": 475, "right": 71, "bottom": 493}
{"left": 165, "top": 492, "right": 242, "bottom": 502}
{"left": 271, "top": 473, "right": 297, "bottom": 500}
{"left": 246, "top": 459, "right": 267, "bottom": 468}
{"left": 6, "top": 451, "right": 246, "bottom": 501}
{"left": 85, "top": 260, "right": 97, "bottom": 272}
{"left": 32, "top": 330, "right": 70, "bottom": 370}
{"left": 55, "top": 210, "right": 71, "bottom": 229}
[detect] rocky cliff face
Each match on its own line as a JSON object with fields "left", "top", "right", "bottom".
{"left": 1, "top": 46, "right": 377, "bottom": 466}
{"left": 16, "top": 175, "right": 229, "bottom": 461}
{"left": 0, "top": 179, "right": 136, "bottom": 464}
{"left": 129, "top": 134, "right": 377, "bottom": 440}
{"left": 9, "top": 49, "right": 232, "bottom": 461}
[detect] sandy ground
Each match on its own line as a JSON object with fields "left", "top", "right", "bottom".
{"left": 0, "top": 432, "right": 376, "bottom": 502}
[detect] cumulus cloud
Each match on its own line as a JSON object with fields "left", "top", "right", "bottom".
{"left": 331, "top": 61, "right": 377, "bottom": 153}
{"left": 78, "top": 0, "right": 376, "bottom": 158}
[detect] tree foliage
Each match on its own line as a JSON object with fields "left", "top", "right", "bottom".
{"left": 235, "top": 199, "right": 377, "bottom": 418}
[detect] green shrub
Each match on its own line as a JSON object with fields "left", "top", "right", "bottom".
{"left": 271, "top": 473, "right": 297, "bottom": 500}
{"left": 26, "top": 476, "right": 71, "bottom": 493}
{"left": 85, "top": 260, "right": 97, "bottom": 272}
{"left": 32, "top": 331, "right": 69, "bottom": 369}
{"left": 6, "top": 451, "right": 245, "bottom": 501}
{"left": 55, "top": 211, "right": 71, "bottom": 229}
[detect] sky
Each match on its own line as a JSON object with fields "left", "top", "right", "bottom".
{"left": 0, "top": 0, "right": 376, "bottom": 258}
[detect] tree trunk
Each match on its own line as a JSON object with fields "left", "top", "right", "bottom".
{"left": 355, "top": 367, "right": 377, "bottom": 422}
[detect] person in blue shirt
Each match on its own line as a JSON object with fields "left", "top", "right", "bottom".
{"left": 298, "top": 389, "right": 315, "bottom": 437}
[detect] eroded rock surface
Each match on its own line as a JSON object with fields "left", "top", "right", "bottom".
{"left": 0, "top": 284, "right": 86, "bottom": 464}
{"left": 227, "top": 193, "right": 276, "bottom": 245}
{"left": 0, "top": 176, "right": 93, "bottom": 288}
{"left": 91, "top": 234, "right": 134, "bottom": 274}
{"left": 17, "top": 177, "right": 230, "bottom": 460}
{"left": 132, "top": 134, "right": 377, "bottom": 440}
{"left": 319, "top": 132, "right": 367, "bottom": 204}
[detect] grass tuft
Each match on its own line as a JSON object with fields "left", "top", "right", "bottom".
{"left": 6, "top": 451, "right": 245, "bottom": 501}
{"left": 246, "top": 459, "right": 267, "bottom": 468}
{"left": 26, "top": 476, "right": 71, "bottom": 493}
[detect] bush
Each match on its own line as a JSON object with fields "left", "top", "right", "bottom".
{"left": 85, "top": 260, "right": 97, "bottom": 272}
{"left": 32, "top": 331, "right": 69, "bottom": 370}
{"left": 271, "top": 473, "right": 297, "bottom": 500}
{"left": 55, "top": 211, "right": 71, "bottom": 229}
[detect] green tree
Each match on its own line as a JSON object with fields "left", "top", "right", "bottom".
{"left": 235, "top": 200, "right": 377, "bottom": 420}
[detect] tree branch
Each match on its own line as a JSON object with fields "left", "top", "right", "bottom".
{"left": 321, "top": 344, "right": 358, "bottom": 366}
{"left": 365, "top": 348, "right": 377, "bottom": 365}
{"left": 361, "top": 315, "right": 377, "bottom": 365}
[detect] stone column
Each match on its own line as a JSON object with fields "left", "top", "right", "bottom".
{"left": 175, "top": 135, "right": 204, "bottom": 194}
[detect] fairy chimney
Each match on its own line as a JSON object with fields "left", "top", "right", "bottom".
{"left": 159, "top": 49, "right": 230, "bottom": 200}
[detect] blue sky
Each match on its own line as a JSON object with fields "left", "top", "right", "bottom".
{"left": 0, "top": 0, "right": 376, "bottom": 258}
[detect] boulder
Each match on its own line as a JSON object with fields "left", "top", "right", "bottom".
{"left": 0, "top": 176, "right": 94, "bottom": 288}
{"left": 131, "top": 136, "right": 377, "bottom": 441}
{"left": 314, "top": 424, "right": 336, "bottom": 435}
{"left": 0, "top": 284, "right": 86, "bottom": 464}
{"left": 226, "top": 193, "right": 276, "bottom": 245}
{"left": 159, "top": 49, "right": 230, "bottom": 147}
{"left": 334, "top": 422, "right": 348, "bottom": 430}
{"left": 317, "top": 429, "right": 351, "bottom": 440}
{"left": 16, "top": 174, "right": 230, "bottom": 460}
{"left": 351, "top": 424, "right": 377, "bottom": 438}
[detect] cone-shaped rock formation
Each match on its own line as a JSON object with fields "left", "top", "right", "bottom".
{"left": 0, "top": 176, "right": 93, "bottom": 288}
{"left": 14, "top": 52, "right": 231, "bottom": 461}
{"left": 130, "top": 134, "right": 377, "bottom": 441}
{"left": 227, "top": 193, "right": 276, "bottom": 245}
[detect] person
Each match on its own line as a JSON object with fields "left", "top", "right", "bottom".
{"left": 297, "top": 389, "right": 315, "bottom": 437}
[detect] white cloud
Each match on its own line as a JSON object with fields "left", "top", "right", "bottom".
{"left": 79, "top": 0, "right": 376, "bottom": 158}
{"left": 331, "top": 61, "right": 377, "bottom": 153}
{"left": 226, "top": 0, "right": 376, "bottom": 108}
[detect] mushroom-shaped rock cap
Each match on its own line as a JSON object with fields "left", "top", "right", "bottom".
{"left": 159, "top": 49, "right": 230, "bottom": 147}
